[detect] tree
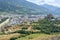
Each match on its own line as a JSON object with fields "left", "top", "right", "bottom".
{"left": 45, "top": 14, "right": 55, "bottom": 21}
{"left": 32, "top": 19, "right": 60, "bottom": 34}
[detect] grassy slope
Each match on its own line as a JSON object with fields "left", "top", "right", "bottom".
{"left": 0, "top": 33, "right": 20, "bottom": 40}
{"left": 16, "top": 33, "right": 60, "bottom": 40}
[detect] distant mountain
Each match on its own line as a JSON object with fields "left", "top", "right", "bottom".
{"left": 0, "top": 0, "right": 50, "bottom": 15}
{"left": 41, "top": 4, "right": 60, "bottom": 15}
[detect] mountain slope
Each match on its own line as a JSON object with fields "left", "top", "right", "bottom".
{"left": 41, "top": 4, "right": 60, "bottom": 15}
{"left": 0, "top": 0, "right": 50, "bottom": 15}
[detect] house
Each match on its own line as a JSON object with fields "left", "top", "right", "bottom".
{"left": 56, "top": 17, "right": 60, "bottom": 21}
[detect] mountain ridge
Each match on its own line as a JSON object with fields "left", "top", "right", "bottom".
{"left": 41, "top": 4, "right": 60, "bottom": 15}
{"left": 0, "top": 0, "right": 50, "bottom": 15}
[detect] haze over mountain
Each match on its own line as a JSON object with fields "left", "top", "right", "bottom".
{"left": 41, "top": 4, "right": 60, "bottom": 15}
{"left": 27, "top": 0, "right": 60, "bottom": 7}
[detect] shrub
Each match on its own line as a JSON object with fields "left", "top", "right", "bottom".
{"left": 14, "top": 30, "right": 32, "bottom": 35}
{"left": 22, "top": 26, "right": 28, "bottom": 30}
{"left": 10, "top": 37, "right": 17, "bottom": 40}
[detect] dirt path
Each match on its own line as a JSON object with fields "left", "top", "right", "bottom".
{"left": 27, "top": 25, "right": 32, "bottom": 31}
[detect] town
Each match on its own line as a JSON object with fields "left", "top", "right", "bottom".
{"left": 0, "top": 14, "right": 60, "bottom": 25}
{"left": 0, "top": 14, "right": 44, "bottom": 25}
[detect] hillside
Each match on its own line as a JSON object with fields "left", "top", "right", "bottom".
{"left": 0, "top": 0, "right": 50, "bottom": 15}
{"left": 41, "top": 4, "right": 60, "bottom": 15}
